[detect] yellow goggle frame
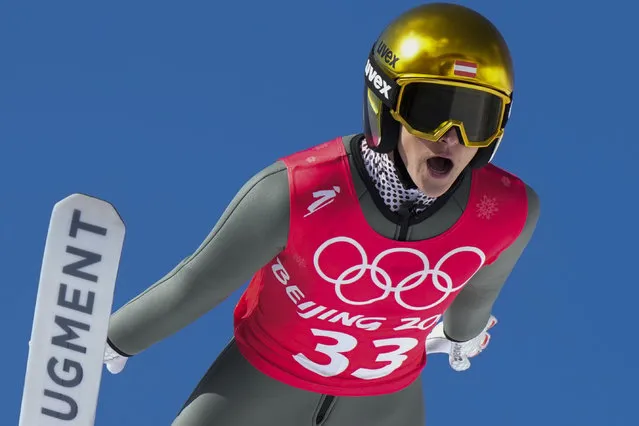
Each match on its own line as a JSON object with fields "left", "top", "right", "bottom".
{"left": 388, "top": 77, "right": 512, "bottom": 148}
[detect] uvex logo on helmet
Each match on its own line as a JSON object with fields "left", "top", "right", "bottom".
{"left": 365, "top": 59, "right": 392, "bottom": 101}
{"left": 375, "top": 40, "right": 400, "bottom": 68}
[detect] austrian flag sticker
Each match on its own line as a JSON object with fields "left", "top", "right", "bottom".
{"left": 453, "top": 60, "right": 478, "bottom": 78}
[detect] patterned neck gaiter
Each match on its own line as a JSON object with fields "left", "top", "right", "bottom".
{"left": 360, "top": 139, "right": 437, "bottom": 213}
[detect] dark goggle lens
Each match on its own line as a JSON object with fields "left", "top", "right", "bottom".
{"left": 398, "top": 83, "right": 504, "bottom": 142}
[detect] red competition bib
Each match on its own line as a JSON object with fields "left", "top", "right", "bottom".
{"left": 233, "top": 137, "right": 528, "bottom": 396}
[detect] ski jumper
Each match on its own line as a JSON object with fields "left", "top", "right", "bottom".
{"left": 106, "top": 134, "right": 540, "bottom": 426}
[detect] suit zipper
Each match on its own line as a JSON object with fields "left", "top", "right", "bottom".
{"left": 397, "top": 202, "right": 417, "bottom": 241}
{"left": 315, "top": 395, "right": 335, "bottom": 425}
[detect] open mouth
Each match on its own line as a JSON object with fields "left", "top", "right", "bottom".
{"left": 426, "top": 156, "right": 454, "bottom": 178}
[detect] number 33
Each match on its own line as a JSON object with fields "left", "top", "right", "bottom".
{"left": 292, "top": 328, "right": 419, "bottom": 380}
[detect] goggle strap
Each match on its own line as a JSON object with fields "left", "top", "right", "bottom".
{"left": 364, "top": 49, "right": 400, "bottom": 110}
{"left": 502, "top": 94, "right": 513, "bottom": 128}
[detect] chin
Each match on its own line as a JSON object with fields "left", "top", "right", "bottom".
{"left": 418, "top": 179, "right": 454, "bottom": 198}
{"left": 422, "top": 186, "right": 449, "bottom": 198}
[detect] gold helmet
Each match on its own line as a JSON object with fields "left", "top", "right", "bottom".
{"left": 363, "top": 2, "right": 514, "bottom": 167}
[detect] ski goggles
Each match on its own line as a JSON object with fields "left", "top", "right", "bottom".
{"left": 365, "top": 51, "right": 512, "bottom": 148}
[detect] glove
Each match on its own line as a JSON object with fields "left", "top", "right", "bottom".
{"left": 103, "top": 341, "right": 129, "bottom": 374}
{"left": 425, "top": 315, "right": 497, "bottom": 371}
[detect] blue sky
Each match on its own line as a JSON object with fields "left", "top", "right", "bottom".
{"left": 3, "top": 1, "right": 637, "bottom": 424}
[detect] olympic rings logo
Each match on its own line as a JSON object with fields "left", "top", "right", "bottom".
{"left": 313, "top": 237, "right": 486, "bottom": 311}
